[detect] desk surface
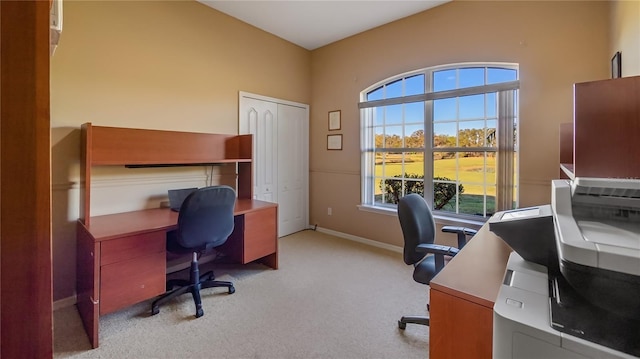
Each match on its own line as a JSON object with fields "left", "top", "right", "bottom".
{"left": 84, "top": 199, "right": 277, "bottom": 241}
{"left": 430, "top": 222, "right": 512, "bottom": 308}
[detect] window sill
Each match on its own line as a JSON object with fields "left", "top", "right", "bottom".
{"left": 357, "top": 204, "right": 488, "bottom": 228}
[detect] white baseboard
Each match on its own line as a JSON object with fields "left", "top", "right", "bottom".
{"left": 53, "top": 294, "right": 77, "bottom": 311}
{"left": 314, "top": 226, "right": 402, "bottom": 254}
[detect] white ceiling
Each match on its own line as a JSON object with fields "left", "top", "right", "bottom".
{"left": 198, "top": 1, "right": 450, "bottom": 50}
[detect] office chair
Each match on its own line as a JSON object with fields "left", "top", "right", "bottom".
{"left": 397, "top": 193, "right": 477, "bottom": 329}
{"left": 151, "top": 185, "right": 237, "bottom": 318}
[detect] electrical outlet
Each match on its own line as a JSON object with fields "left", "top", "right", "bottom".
{"left": 327, "top": 207, "right": 332, "bottom": 216}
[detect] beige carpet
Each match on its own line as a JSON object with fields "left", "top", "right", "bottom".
{"left": 54, "top": 230, "right": 431, "bottom": 358}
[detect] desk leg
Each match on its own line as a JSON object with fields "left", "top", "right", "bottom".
{"left": 76, "top": 221, "right": 100, "bottom": 348}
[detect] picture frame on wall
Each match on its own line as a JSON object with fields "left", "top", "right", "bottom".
{"left": 327, "top": 134, "right": 342, "bottom": 150}
{"left": 611, "top": 51, "right": 622, "bottom": 79}
{"left": 328, "top": 110, "right": 341, "bottom": 131}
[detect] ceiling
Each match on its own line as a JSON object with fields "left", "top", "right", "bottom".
{"left": 198, "top": 1, "right": 450, "bottom": 50}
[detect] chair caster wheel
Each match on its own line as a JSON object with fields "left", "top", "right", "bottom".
{"left": 228, "top": 286, "right": 235, "bottom": 294}
{"left": 195, "top": 308, "right": 204, "bottom": 318}
{"left": 151, "top": 306, "right": 159, "bottom": 316}
{"left": 398, "top": 320, "right": 406, "bottom": 330}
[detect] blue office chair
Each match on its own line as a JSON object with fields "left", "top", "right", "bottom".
{"left": 397, "top": 193, "right": 477, "bottom": 329}
{"left": 151, "top": 185, "right": 236, "bottom": 318}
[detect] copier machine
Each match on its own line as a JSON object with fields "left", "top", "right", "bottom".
{"left": 489, "top": 178, "right": 640, "bottom": 358}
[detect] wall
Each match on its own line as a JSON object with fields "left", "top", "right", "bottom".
{"left": 50, "top": 0, "right": 311, "bottom": 301}
{"left": 308, "top": 1, "right": 611, "bottom": 248}
{"left": 610, "top": 0, "right": 640, "bottom": 77}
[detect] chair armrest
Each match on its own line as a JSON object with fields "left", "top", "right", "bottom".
{"left": 415, "top": 243, "right": 460, "bottom": 257}
{"left": 442, "top": 225, "right": 478, "bottom": 249}
{"left": 416, "top": 243, "right": 459, "bottom": 272}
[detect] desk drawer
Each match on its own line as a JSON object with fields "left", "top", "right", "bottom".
{"left": 101, "top": 231, "right": 165, "bottom": 266}
{"left": 243, "top": 207, "right": 277, "bottom": 263}
{"left": 100, "top": 251, "right": 166, "bottom": 315}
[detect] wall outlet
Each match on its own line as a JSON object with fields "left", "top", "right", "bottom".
{"left": 327, "top": 207, "right": 332, "bottom": 216}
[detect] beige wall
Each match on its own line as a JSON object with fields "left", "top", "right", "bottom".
{"left": 308, "top": 1, "right": 611, "bottom": 248}
{"left": 611, "top": 0, "right": 640, "bottom": 76}
{"left": 50, "top": 0, "right": 310, "bottom": 301}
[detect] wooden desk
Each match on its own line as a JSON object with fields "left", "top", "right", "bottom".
{"left": 428, "top": 223, "right": 512, "bottom": 359}
{"left": 76, "top": 199, "right": 277, "bottom": 349}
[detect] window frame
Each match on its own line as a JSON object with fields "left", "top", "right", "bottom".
{"left": 359, "top": 63, "right": 520, "bottom": 220}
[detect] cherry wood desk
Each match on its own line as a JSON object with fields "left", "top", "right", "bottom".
{"left": 76, "top": 199, "right": 277, "bottom": 348}
{"left": 429, "top": 223, "right": 512, "bottom": 359}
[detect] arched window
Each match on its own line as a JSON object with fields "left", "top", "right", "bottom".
{"left": 359, "top": 63, "right": 519, "bottom": 219}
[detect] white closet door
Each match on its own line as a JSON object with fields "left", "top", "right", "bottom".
{"left": 277, "top": 103, "right": 307, "bottom": 236}
{"left": 239, "top": 97, "right": 277, "bottom": 203}
{"left": 239, "top": 92, "right": 309, "bottom": 237}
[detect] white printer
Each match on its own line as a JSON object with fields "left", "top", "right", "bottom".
{"left": 490, "top": 178, "right": 640, "bottom": 359}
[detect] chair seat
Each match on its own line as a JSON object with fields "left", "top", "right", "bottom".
{"left": 413, "top": 255, "right": 453, "bottom": 285}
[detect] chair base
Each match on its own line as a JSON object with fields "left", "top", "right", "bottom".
{"left": 398, "top": 316, "right": 430, "bottom": 329}
{"left": 151, "top": 255, "right": 234, "bottom": 318}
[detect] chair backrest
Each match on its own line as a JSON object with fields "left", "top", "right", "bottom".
{"left": 176, "top": 185, "right": 236, "bottom": 251}
{"left": 397, "top": 193, "right": 437, "bottom": 265}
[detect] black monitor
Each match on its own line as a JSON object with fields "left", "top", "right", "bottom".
{"left": 167, "top": 188, "right": 197, "bottom": 212}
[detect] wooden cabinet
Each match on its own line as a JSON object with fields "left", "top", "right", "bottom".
{"left": 99, "top": 232, "right": 166, "bottom": 315}
{"left": 429, "top": 224, "right": 512, "bottom": 359}
{"left": 219, "top": 204, "right": 278, "bottom": 269}
{"left": 561, "top": 76, "right": 640, "bottom": 179}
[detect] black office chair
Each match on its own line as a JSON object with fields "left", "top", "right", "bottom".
{"left": 397, "top": 193, "right": 477, "bottom": 329}
{"left": 151, "top": 185, "right": 237, "bottom": 318}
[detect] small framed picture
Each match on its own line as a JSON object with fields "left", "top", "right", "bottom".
{"left": 328, "top": 110, "right": 341, "bottom": 131}
{"left": 611, "top": 51, "right": 621, "bottom": 79}
{"left": 327, "top": 134, "right": 342, "bottom": 150}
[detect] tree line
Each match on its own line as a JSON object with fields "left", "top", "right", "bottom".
{"left": 375, "top": 128, "right": 496, "bottom": 150}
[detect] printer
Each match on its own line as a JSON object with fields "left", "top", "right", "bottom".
{"left": 489, "top": 177, "right": 640, "bottom": 358}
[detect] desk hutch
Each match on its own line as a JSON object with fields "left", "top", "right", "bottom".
{"left": 76, "top": 123, "right": 278, "bottom": 348}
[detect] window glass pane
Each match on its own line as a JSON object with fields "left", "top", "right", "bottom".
{"left": 385, "top": 127, "right": 403, "bottom": 148}
{"left": 405, "top": 152, "right": 424, "bottom": 178}
{"left": 405, "top": 74, "right": 425, "bottom": 96}
{"left": 405, "top": 125, "right": 424, "bottom": 148}
{"left": 405, "top": 102, "right": 424, "bottom": 123}
{"left": 386, "top": 104, "right": 403, "bottom": 125}
{"left": 374, "top": 127, "right": 384, "bottom": 148}
{"left": 374, "top": 107, "right": 384, "bottom": 126}
{"left": 487, "top": 68, "right": 516, "bottom": 84}
{"left": 459, "top": 94, "right": 484, "bottom": 120}
{"left": 486, "top": 93, "right": 496, "bottom": 118}
{"left": 386, "top": 79, "right": 403, "bottom": 99}
{"left": 433, "top": 69, "right": 456, "bottom": 92}
{"left": 367, "top": 86, "right": 383, "bottom": 101}
{"left": 433, "top": 123, "right": 456, "bottom": 148}
{"left": 458, "top": 151, "right": 494, "bottom": 216}
{"left": 433, "top": 98, "right": 456, "bottom": 122}
{"left": 486, "top": 120, "right": 497, "bottom": 147}
{"left": 374, "top": 152, "right": 389, "bottom": 178}
{"left": 433, "top": 152, "right": 457, "bottom": 180}
{"left": 433, "top": 177, "right": 459, "bottom": 212}
{"left": 458, "top": 120, "right": 486, "bottom": 148}
{"left": 459, "top": 68, "right": 484, "bottom": 88}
